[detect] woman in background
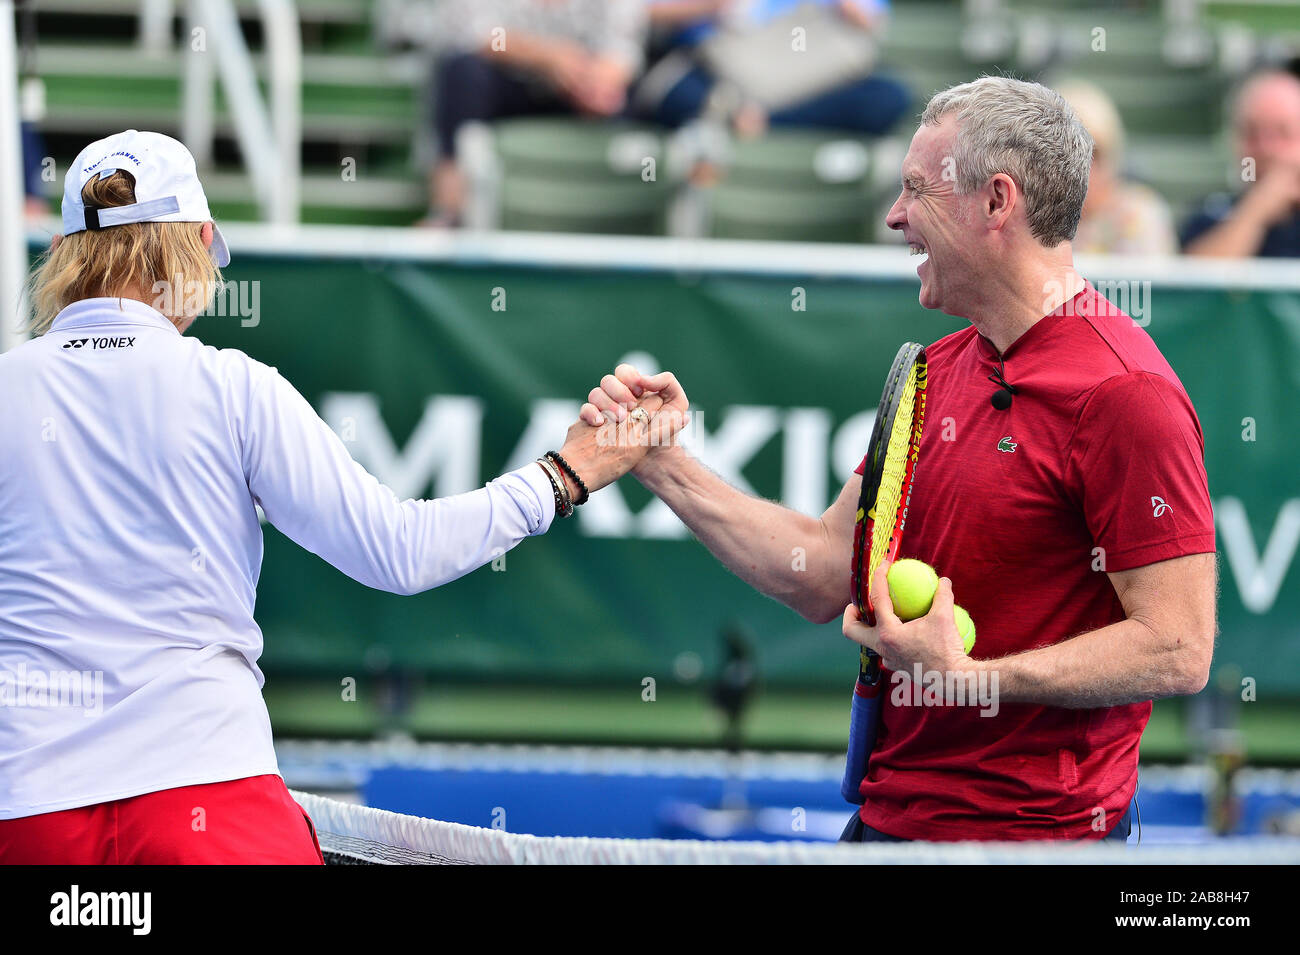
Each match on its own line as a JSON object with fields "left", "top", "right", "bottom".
{"left": 1057, "top": 79, "right": 1178, "bottom": 257}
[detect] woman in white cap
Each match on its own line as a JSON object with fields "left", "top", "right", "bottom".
{"left": 0, "top": 130, "right": 672, "bottom": 863}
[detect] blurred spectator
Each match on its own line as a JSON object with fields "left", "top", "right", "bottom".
{"left": 22, "top": 121, "right": 50, "bottom": 220}
{"left": 1182, "top": 69, "right": 1300, "bottom": 258}
{"left": 1056, "top": 80, "right": 1177, "bottom": 256}
{"left": 422, "top": 0, "right": 649, "bottom": 227}
{"left": 16, "top": 0, "right": 48, "bottom": 221}
{"left": 635, "top": 0, "right": 907, "bottom": 139}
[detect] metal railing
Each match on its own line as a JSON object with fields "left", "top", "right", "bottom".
{"left": 181, "top": 0, "right": 301, "bottom": 224}
{"left": 0, "top": 0, "right": 28, "bottom": 350}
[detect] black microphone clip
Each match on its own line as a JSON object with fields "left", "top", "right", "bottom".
{"left": 988, "top": 354, "right": 1018, "bottom": 411}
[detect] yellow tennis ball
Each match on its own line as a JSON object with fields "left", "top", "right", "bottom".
{"left": 887, "top": 559, "right": 939, "bottom": 621}
{"left": 954, "top": 605, "right": 976, "bottom": 654}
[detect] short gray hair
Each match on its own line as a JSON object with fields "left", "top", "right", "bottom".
{"left": 921, "top": 77, "right": 1093, "bottom": 247}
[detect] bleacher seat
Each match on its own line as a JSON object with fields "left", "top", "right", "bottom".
{"left": 30, "top": 0, "right": 428, "bottom": 225}
{"left": 707, "top": 132, "right": 877, "bottom": 243}
{"left": 21, "top": 0, "right": 1265, "bottom": 239}
{"left": 490, "top": 119, "right": 674, "bottom": 235}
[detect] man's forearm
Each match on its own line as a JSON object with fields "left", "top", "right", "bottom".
{"left": 635, "top": 446, "right": 846, "bottom": 622}
{"left": 1184, "top": 208, "right": 1270, "bottom": 258}
{"left": 647, "top": 0, "right": 729, "bottom": 25}
{"left": 973, "top": 617, "right": 1209, "bottom": 708}
{"left": 480, "top": 32, "right": 575, "bottom": 76}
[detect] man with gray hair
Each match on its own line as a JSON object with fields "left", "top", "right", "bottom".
{"left": 581, "top": 77, "right": 1217, "bottom": 842}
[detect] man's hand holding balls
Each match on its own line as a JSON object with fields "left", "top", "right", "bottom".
{"left": 887, "top": 559, "right": 978, "bottom": 654}
{"left": 842, "top": 560, "right": 978, "bottom": 675}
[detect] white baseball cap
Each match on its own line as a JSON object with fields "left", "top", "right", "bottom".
{"left": 61, "top": 129, "right": 230, "bottom": 267}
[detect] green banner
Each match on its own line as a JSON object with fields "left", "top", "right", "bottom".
{"left": 108, "top": 243, "right": 1300, "bottom": 695}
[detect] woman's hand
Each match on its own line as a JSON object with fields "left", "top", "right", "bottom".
{"left": 578, "top": 364, "right": 691, "bottom": 480}
{"left": 554, "top": 369, "right": 691, "bottom": 496}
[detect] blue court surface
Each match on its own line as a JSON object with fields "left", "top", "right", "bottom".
{"left": 278, "top": 740, "right": 1300, "bottom": 845}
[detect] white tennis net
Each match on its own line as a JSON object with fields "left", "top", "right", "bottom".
{"left": 290, "top": 790, "right": 1300, "bottom": 865}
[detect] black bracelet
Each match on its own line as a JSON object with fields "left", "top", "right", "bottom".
{"left": 546, "top": 451, "right": 589, "bottom": 506}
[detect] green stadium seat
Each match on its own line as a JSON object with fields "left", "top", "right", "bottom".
{"left": 1052, "top": 68, "right": 1231, "bottom": 138}
{"left": 493, "top": 119, "right": 665, "bottom": 181}
{"left": 876, "top": 4, "right": 1028, "bottom": 113}
{"left": 24, "top": 0, "right": 1262, "bottom": 235}
{"left": 30, "top": 3, "right": 429, "bottom": 226}
{"left": 879, "top": 5, "right": 969, "bottom": 64}
{"left": 710, "top": 184, "right": 874, "bottom": 243}
{"left": 1052, "top": 13, "right": 1214, "bottom": 65}
{"left": 707, "top": 132, "right": 875, "bottom": 242}
{"left": 1043, "top": 13, "right": 1232, "bottom": 138}
{"left": 721, "top": 131, "right": 873, "bottom": 188}
{"left": 1202, "top": 1, "right": 1300, "bottom": 37}
{"left": 499, "top": 176, "right": 671, "bottom": 236}
{"left": 491, "top": 119, "right": 675, "bottom": 235}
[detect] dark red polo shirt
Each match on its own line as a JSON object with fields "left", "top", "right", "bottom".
{"left": 854, "top": 284, "right": 1215, "bottom": 840}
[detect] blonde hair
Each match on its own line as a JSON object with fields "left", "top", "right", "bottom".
{"left": 28, "top": 170, "right": 220, "bottom": 335}
{"left": 1055, "top": 79, "right": 1125, "bottom": 167}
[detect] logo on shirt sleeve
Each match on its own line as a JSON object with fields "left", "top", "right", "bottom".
{"left": 1151, "top": 496, "right": 1173, "bottom": 518}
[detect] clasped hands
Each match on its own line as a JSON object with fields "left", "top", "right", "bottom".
{"left": 552, "top": 364, "right": 691, "bottom": 497}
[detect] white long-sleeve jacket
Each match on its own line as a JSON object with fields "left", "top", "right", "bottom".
{"left": 0, "top": 297, "right": 554, "bottom": 817}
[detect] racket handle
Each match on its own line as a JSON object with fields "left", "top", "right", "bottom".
{"left": 858, "top": 646, "right": 882, "bottom": 683}
{"left": 840, "top": 676, "right": 883, "bottom": 805}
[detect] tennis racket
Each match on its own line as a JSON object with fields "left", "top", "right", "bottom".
{"left": 840, "top": 341, "right": 928, "bottom": 804}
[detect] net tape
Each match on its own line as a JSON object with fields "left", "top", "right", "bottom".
{"left": 291, "top": 791, "right": 1300, "bottom": 865}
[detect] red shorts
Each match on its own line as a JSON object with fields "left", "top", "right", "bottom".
{"left": 0, "top": 774, "right": 324, "bottom": 865}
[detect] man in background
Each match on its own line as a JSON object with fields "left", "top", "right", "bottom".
{"left": 1182, "top": 68, "right": 1300, "bottom": 258}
